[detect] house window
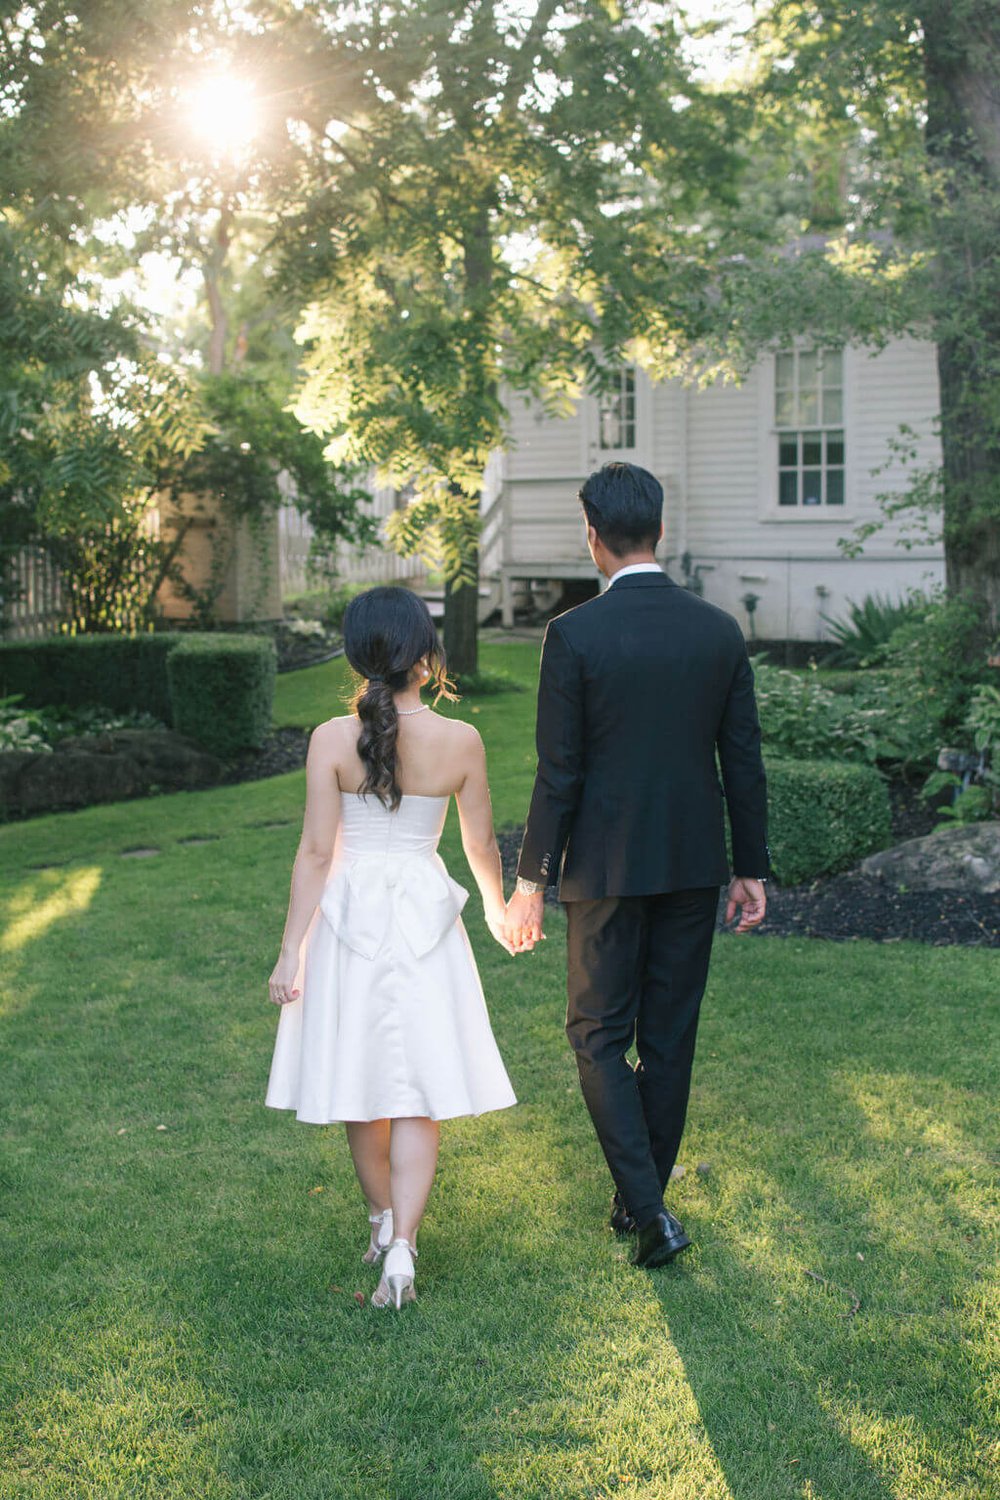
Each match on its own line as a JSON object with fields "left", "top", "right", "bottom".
{"left": 775, "top": 348, "right": 845, "bottom": 507}
{"left": 598, "top": 366, "right": 636, "bottom": 450}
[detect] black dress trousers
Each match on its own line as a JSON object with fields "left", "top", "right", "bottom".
{"left": 565, "top": 886, "right": 720, "bottom": 1228}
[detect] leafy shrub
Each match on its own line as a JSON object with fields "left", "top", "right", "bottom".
{"left": 167, "top": 635, "right": 276, "bottom": 757}
{"left": 765, "top": 757, "right": 892, "bottom": 885}
{"left": 822, "top": 591, "right": 930, "bottom": 668}
{"left": 0, "top": 634, "right": 274, "bottom": 757}
{"left": 752, "top": 660, "right": 882, "bottom": 763}
{"left": 919, "top": 773, "right": 993, "bottom": 825}
{"left": 41, "top": 704, "right": 165, "bottom": 743}
{"left": 870, "top": 592, "right": 991, "bottom": 764}
{"left": 284, "top": 617, "right": 328, "bottom": 641}
{"left": 0, "top": 634, "right": 185, "bottom": 720}
{"left": 285, "top": 583, "right": 369, "bottom": 631}
{"left": 0, "top": 691, "right": 166, "bottom": 755}
{"left": 967, "top": 682, "right": 1000, "bottom": 767}
{"left": 812, "top": 668, "right": 867, "bottom": 696}
{"left": 0, "top": 696, "right": 52, "bottom": 754}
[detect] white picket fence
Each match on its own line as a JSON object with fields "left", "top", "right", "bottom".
{"left": 278, "top": 499, "right": 426, "bottom": 597}
{"left": 2, "top": 547, "right": 64, "bottom": 639}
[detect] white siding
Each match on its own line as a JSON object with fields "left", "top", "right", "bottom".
{"left": 682, "top": 337, "right": 944, "bottom": 636}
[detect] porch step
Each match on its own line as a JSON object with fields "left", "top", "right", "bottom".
{"left": 418, "top": 583, "right": 500, "bottom": 626}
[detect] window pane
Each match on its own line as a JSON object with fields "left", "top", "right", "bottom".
{"left": 826, "top": 430, "right": 845, "bottom": 465}
{"left": 821, "top": 349, "right": 843, "bottom": 385}
{"left": 779, "top": 471, "right": 798, "bottom": 506}
{"left": 779, "top": 436, "right": 798, "bottom": 466}
{"left": 802, "top": 431, "right": 822, "bottom": 466}
{"left": 802, "top": 470, "right": 822, "bottom": 506}
{"left": 822, "top": 388, "right": 843, "bottom": 423}
{"left": 799, "top": 389, "right": 819, "bottom": 424}
{"left": 826, "top": 469, "right": 845, "bottom": 505}
{"left": 775, "top": 390, "right": 796, "bottom": 426}
{"left": 776, "top": 352, "right": 795, "bottom": 389}
{"left": 799, "top": 350, "right": 819, "bottom": 389}
{"left": 599, "top": 367, "right": 636, "bottom": 449}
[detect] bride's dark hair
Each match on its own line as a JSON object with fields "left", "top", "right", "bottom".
{"left": 342, "top": 586, "right": 456, "bottom": 809}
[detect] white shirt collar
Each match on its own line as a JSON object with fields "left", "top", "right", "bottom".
{"left": 607, "top": 562, "right": 663, "bottom": 588}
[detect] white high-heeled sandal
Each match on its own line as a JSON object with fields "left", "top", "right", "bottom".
{"left": 372, "top": 1238, "right": 417, "bottom": 1309}
{"left": 362, "top": 1208, "right": 394, "bottom": 1266}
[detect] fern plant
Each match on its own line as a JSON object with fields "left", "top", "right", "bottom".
{"left": 822, "top": 592, "right": 931, "bottom": 668}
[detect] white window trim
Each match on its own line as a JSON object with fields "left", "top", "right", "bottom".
{"left": 756, "top": 344, "right": 856, "bottom": 522}
{"left": 582, "top": 362, "right": 654, "bottom": 472}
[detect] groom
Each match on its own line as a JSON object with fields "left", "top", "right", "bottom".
{"left": 506, "top": 461, "right": 769, "bottom": 1268}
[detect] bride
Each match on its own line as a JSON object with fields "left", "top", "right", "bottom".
{"left": 265, "top": 586, "right": 517, "bottom": 1309}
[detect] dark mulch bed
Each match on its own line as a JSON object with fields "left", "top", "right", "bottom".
{"left": 495, "top": 826, "right": 999, "bottom": 948}
{"left": 221, "top": 727, "right": 311, "bottom": 785}
{"left": 733, "top": 873, "right": 998, "bottom": 948}
{"left": 887, "top": 774, "right": 942, "bottom": 843}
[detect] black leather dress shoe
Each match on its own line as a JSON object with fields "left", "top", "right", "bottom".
{"left": 630, "top": 1210, "right": 690, "bottom": 1268}
{"left": 610, "top": 1193, "right": 636, "bottom": 1237}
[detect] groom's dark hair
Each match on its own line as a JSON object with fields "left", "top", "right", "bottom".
{"left": 579, "top": 462, "right": 663, "bottom": 557}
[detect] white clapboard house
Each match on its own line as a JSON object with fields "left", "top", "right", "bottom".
{"left": 478, "top": 338, "right": 945, "bottom": 639}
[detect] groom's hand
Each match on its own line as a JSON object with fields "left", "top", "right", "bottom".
{"left": 725, "top": 877, "right": 767, "bottom": 934}
{"left": 505, "top": 888, "right": 545, "bottom": 951}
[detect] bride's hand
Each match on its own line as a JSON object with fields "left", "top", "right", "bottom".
{"left": 268, "top": 950, "right": 300, "bottom": 1005}
{"left": 485, "top": 906, "right": 518, "bottom": 956}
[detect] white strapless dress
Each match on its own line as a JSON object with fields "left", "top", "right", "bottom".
{"left": 265, "top": 792, "right": 517, "bottom": 1123}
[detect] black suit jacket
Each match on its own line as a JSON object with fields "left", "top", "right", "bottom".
{"left": 516, "top": 572, "right": 770, "bottom": 901}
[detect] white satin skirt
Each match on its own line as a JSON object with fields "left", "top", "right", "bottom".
{"left": 265, "top": 817, "right": 517, "bottom": 1123}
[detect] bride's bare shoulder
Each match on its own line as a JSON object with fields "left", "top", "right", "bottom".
{"left": 309, "top": 714, "right": 359, "bottom": 751}
{"left": 433, "top": 716, "right": 485, "bottom": 776}
{"left": 434, "top": 714, "right": 481, "bottom": 748}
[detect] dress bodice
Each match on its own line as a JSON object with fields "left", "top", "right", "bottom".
{"left": 336, "top": 791, "right": 450, "bottom": 862}
{"left": 320, "top": 793, "right": 466, "bottom": 960}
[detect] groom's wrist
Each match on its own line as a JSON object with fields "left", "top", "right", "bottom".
{"left": 515, "top": 877, "right": 545, "bottom": 896}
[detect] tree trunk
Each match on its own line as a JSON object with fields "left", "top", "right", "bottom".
{"left": 440, "top": 199, "right": 494, "bottom": 677}
{"left": 203, "top": 205, "right": 233, "bottom": 376}
{"left": 922, "top": 3, "right": 1000, "bottom": 630}
{"left": 444, "top": 569, "right": 479, "bottom": 677}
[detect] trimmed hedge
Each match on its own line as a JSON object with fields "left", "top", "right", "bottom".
{"left": 167, "top": 635, "right": 276, "bottom": 757}
{"left": 0, "top": 634, "right": 185, "bottom": 722}
{"left": 765, "top": 757, "right": 892, "bottom": 886}
{"left": 0, "top": 631, "right": 276, "bottom": 758}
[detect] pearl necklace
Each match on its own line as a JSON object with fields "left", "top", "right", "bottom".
{"left": 397, "top": 704, "right": 429, "bottom": 717}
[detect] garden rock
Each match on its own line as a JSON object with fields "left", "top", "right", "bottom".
{"left": 860, "top": 822, "right": 1000, "bottom": 895}
{"left": 0, "top": 730, "right": 223, "bottom": 816}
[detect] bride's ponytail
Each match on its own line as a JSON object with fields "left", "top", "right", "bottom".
{"left": 354, "top": 672, "right": 405, "bottom": 809}
{"left": 343, "top": 587, "right": 455, "bottom": 809}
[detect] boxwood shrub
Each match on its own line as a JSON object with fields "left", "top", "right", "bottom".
{"left": 166, "top": 635, "right": 276, "bottom": 757}
{"left": 0, "top": 634, "right": 185, "bottom": 722}
{"left": 765, "top": 757, "right": 892, "bottom": 886}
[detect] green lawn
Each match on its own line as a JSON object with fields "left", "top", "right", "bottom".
{"left": 1, "top": 644, "right": 997, "bottom": 1499}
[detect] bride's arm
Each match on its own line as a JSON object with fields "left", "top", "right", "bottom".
{"left": 268, "top": 723, "right": 342, "bottom": 1004}
{"left": 454, "top": 727, "right": 516, "bottom": 955}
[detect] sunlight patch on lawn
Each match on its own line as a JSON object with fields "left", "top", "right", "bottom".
{"left": 842, "top": 1070, "right": 990, "bottom": 1162}
{"left": 0, "top": 865, "right": 102, "bottom": 956}
{"left": 835, "top": 1069, "right": 997, "bottom": 1237}
{"left": 817, "top": 1386, "right": 990, "bottom": 1500}
{"left": 7, "top": 1313, "right": 236, "bottom": 1500}
{"left": 478, "top": 1276, "right": 739, "bottom": 1500}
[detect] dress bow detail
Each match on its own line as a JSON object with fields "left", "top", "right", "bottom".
{"left": 319, "top": 853, "right": 469, "bottom": 960}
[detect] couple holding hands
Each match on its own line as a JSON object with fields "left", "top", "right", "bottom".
{"left": 265, "top": 462, "right": 769, "bottom": 1310}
